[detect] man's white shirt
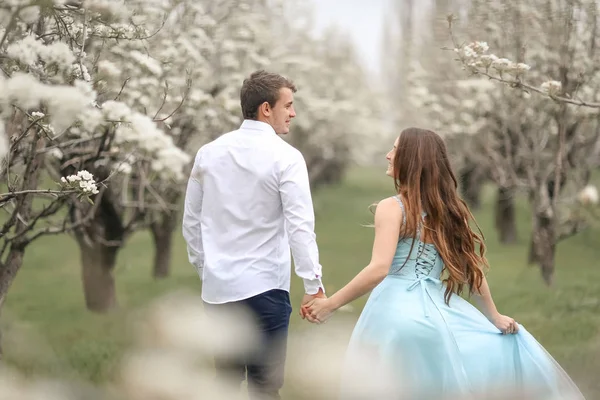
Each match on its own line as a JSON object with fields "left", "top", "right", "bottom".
{"left": 182, "top": 119, "right": 324, "bottom": 304}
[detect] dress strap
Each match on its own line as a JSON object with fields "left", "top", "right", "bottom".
{"left": 392, "top": 195, "right": 407, "bottom": 228}
{"left": 394, "top": 195, "right": 427, "bottom": 238}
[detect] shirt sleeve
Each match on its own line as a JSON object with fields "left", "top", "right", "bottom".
{"left": 279, "top": 150, "right": 324, "bottom": 295}
{"left": 182, "top": 151, "right": 205, "bottom": 279}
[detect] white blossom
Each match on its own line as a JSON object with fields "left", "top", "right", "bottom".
{"left": 540, "top": 80, "right": 562, "bottom": 96}
{"left": 115, "top": 162, "right": 132, "bottom": 175}
{"left": 128, "top": 50, "right": 163, "bottom": 76}
{"left": 6, "top": 35, "right": 75, "bottom": 70}
{"left": 48, "top": 148, "right": 63, "bottom": 159}
{"left": 19, "top": 6, "right": 40, "bottom": 24}
{"left": 97, "top": 60, "right": 121, "bottom": 78}
{"left": 471, "top": 41, "right": 489, "bottom": 54}
{"left": 491, "top": 58, "right": 514, "bottom": 72}
{"left": 100, "top": 101, "right": 192, "bottom": 179}
{"left": 6, "top": 35, "right": 40, "bottom": 66}
{"left": 60, "top": 170, "right": 99, "bottom": 195}
{"left": 0, "top": 72, "right": 99, "bottom": 133}
{"left": 479, "top": 54, "right": 498, "bottom": 68}
{"left": 71, "top": 64, "right": 92, "bottom": 81}
{"left": 508, "top": 63, "right": 532, "bottom": 76}
{"left": 578, "top": 185, "right": 599, "bottom": 205}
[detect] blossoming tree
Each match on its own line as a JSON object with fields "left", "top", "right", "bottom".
{"left": 271, "top": 4, "right": 388, "bottom": 187}
{"left": 0, "top": 0, "right": 190, "bottom": 314}
{"left": 385, "top": 0, "right": 600, "bottom": 282}
{"left": 94, "top": 0, "right": 388, "bottom": 282}
{"left": 447, "top": 0, "right": 600, "bottom": 283}
{"left": 1, "top": 0, "right": 387, "bottom": 318}
{"left": 383, "top": 0, "right": 496, "bottom": 215}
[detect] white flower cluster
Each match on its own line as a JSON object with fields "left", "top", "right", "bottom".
{"left": 540, "top": 80, "right": 562, "bottom": 96}
{"left": 115, "top": 161, "right": 133, "bottom": 175}
{"left": 6, "top": 35, "right": 75, "bottom": 70}
{"left": 456, "top": 42, "right": 532, "bottom": 77}
{"left": 128, "top": 50, "right": 163, "bottom": 76}
{"left": 578, "top": 185, "right": 599, "bottom": 205}
{"left": 1, "top": 8, "right": 192, "bottom": 185}
{"left": 60, "top": 170, "right": 99, "bottom": 195}
{"left": 2, "top": 68, "right": 188, "bottom": 182}
{"left": 101, "top": 101, "right": 192, "bottom": 180}
{"left": 17, "top": 5, "right": 40, "bottom": 24}
{"left": 97, "top": 60, "right": 122, "bottom": 79}
{"left": 29, "top": 111, "right": 56, "bottom": 136}
{"left": 0, "top": 73, "right": 97, "bottom": 133}
{"left": 455, "top": 41, "right": 570, "bottom": 97}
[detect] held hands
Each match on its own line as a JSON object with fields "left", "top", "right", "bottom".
{"left": 492, "top": 313, "right": 519, "bottom": 335}
{"left": 304, "top": 297, "right": 335, "bottom": 324}
{"left": 300, "top": 288, "right": 326, "bottom": 323}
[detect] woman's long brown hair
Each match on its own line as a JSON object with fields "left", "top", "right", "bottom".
{"left": 393, "top": 127, "right": 488, "bottom": 304}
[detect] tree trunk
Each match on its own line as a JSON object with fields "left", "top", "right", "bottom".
{"left": 459, "top": 164, "right": 484, "bottom": 210}
{"left": 529, "top": 176, "right": 564, "bottom": 265}
{"left": 527, "top": 235, "right": 539, "bottom": 265}
{"left": 150, "top": 213, "right": 178, "bottom": 279}
{"left": 495, "top": 187, "right": 517, "bottom": 244}
{"left": 531, "top": 212, "right": 556, "bottom": 285}
{"left": 0, "top": 124, "right": 46, "bottom": 356}
{"left": 0, "top": 298, "right": 3, "bottom": 360}
{"left": 77, "top": 239, "right": 119, "bottom": 312}
{"left": 0, "top": 247, "right": 25, "bottom": 359}
{"left": 0, "top": 248, "right": 24, "bottom": 314}
{"left": 71, "top": 189, "right": 125, "bottom": 313}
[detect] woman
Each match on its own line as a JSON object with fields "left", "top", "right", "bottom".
{"left": 305, "top": 128, "right": 585, "bottom": 399}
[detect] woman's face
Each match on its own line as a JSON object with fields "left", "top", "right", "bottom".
{"left": 385, "top": 137, "right": 399, "bottom": 177}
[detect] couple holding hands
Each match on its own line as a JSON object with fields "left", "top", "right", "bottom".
{"left": 182, "top": 70, "right": 585, "bottom": 400}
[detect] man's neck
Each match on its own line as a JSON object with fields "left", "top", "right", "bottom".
{"left": 256, "top": 116, "right": 271, "bottom": 126}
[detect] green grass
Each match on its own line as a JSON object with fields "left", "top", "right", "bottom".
{"left": 2, "top": 167, "right": 600, "bottom": 397}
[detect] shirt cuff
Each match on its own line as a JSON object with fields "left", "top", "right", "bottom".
{"left": 303, "top": 278, "right": 324, "bottom": 295}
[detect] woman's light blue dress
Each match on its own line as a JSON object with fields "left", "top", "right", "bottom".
{"left": 340, "top": 196, "right": 585, "bottom": 399}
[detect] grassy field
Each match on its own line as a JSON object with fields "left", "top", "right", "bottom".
{"left": 2, "top": 167, "right": 600, "bottom": 398}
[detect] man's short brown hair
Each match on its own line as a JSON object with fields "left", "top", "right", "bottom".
{"left": 240, "top": 70, "right": 297, "bottom": 120}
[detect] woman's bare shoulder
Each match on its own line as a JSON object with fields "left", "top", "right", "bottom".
{"left": 373, "top": 196, "right": 403, "bottom": 220}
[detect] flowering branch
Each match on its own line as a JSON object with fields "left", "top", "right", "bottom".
{"left": 0, "top": 170, "right": 99, "bottom": 209}
{"left": 445, "top": 14, "right": 600, "bottom": 109}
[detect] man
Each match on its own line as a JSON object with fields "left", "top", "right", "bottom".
{"left": 182, "top": 70, "right": 325, "bottom": 399}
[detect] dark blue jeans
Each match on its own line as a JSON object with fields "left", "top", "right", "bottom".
{"left": 204, "top": 289, "right": 292, "bottom": 400}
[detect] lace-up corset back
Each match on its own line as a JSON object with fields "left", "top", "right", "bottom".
{"left": 388, "top": 195, "right": 444, "bottom": 280}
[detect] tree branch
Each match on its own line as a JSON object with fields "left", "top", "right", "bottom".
{"left": 0, "top": 189, "right": 76, "bottom": 207}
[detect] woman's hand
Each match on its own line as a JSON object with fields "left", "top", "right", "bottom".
{"left": 305, "top": 297, "right": 336, "bottom": 324}
{"left": 492, "top": 314, "right": 519, "bottom": 334}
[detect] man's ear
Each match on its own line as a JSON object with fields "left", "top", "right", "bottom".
{"left": 258, "top": 101, "right": 271, "bottom": 118}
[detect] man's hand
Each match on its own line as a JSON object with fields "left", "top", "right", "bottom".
{"left": 300, "top": 288, "right": 326, "bottom": 322}
{"left": 305, "top": 297, "right": 335, "bottom": 324}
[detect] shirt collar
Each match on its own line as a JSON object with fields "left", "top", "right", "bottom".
{"left": 240, "top": 119, "right": 277, "bottom": 135}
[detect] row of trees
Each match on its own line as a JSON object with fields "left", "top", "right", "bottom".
{"left": 0, "top": 0, "right": 387, "bottom": 350}
{"left": 10, "top": 0, "right": 599, "bottom": 352}
{"left": 385, "top": 0, "right": 600, "bottom": 284}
